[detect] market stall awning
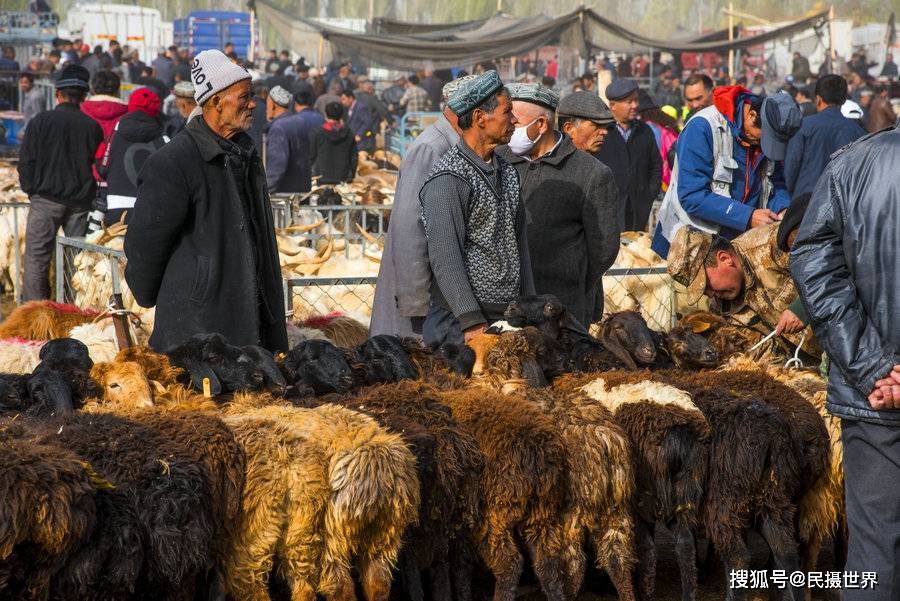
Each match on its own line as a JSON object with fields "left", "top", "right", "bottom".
{"left": 256, "top": 1, "right": 831, "bottom": 69}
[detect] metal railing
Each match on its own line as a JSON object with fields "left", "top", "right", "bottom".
{"left": 284, "top": 276, "right": 378, "bottom": 319}
{"left": 55, "top": 236, "right": 125, "bottom": 309}
{"left": 284, "top": 203, "right": 390, "bottom": 258}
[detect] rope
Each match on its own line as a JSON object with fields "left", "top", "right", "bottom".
{"left": 784, "top": 332, "right": 807, "bottom": 370}
{"left": 747, "top": 329, "right": 778, "bottom": 353}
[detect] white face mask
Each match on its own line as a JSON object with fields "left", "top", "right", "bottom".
{"left": 507, "top": 118, "right": 540, "bottom": 155}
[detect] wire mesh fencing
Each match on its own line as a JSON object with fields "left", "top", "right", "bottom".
{"left": 280, "top": 204, "right": 390, "bottom": 260}
{"left": 601, "top": 266, "right": 675, "bottom": 332}
{"left": 284, "top": 276, "right": 378, "bottom": 321}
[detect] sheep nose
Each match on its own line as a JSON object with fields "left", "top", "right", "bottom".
{"left": 704, "top": 349, "right": 719, "bottom": 361}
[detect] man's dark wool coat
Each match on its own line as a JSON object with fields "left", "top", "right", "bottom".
{"left": 124, "top": 116, "right": 288, "bottom": 353}
{"left": 594, "top": 119, "right": 662, "bottom": 232}
{"left": 498, "top": 134, "right": 621, "bottom": 327}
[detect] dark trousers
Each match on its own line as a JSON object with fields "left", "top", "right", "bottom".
{"left": 423, "top": 303, "right": 464, "bottom": 348}
{"left": 841, "top": 418, "right": 900, "bottom": 601}
{"left": 24, "top": 195, "right": 88, "bottom": 301}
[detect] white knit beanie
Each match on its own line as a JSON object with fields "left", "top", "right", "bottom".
{"left": 191, "top": 49, "right": 252, "bottom": 106}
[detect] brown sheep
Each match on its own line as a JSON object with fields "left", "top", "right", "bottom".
{"left": 300, "top": 313, "right": 369, "bottom": 348}
{"left": 517, "top": 386, "right": 637, "bottom": 601}
{"left": 305, "top": 380, "right": 485, "bottom": 601}
{"left": 466, "top": 332, "right": 500, "bottom": 376}
{"left": 436, "top": 385, "right": 570, "bottom": 601}
{"left": 0, "top": 427, "right": 105, "bottom": 600}
{"left": 0, "top": 301, "right": 101, "bottom": 341}
{"left": 555, "top": 371, "right": 711, "bottom": 601}
{"left": 86, "top": 355, "right": 419, "bottom": 601}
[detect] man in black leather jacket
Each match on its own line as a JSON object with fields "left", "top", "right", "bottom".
{"left": 791, "top": 119, "right": 900, "bottom": 601}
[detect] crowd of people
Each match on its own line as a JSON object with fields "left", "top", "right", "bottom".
{"left": 6, "top": 36, "right": 900, "bottom": 597}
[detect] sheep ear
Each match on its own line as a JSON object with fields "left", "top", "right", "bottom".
{"left": 182, "top": 359, "right": 222, "bottom": 395}
{"left": 520, "top": 356, "right": 548, "bottom": 388}
{"left": 689, "top": 320, "right": 713, "bottom": 334}
{"left": 255, "top": 351, "right": 288, "bottom": 389}
{"left": 150, "top": 380, "right": 167, "bottom": 397}
{"left": 600, "top": 324, "right": 638, "bottom": 370}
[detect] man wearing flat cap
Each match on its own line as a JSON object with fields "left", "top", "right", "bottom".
{"left": 595, "top": 79, "right": 662, "bottom": 232}
{"left": 556, "top": 90, "right": 615, "bottom": 154}
{"left": 652, "top": 87, "right": 801, "bottom": 259}
{"left": 371, "top": 74, "right": 476, "bottom": 337}
{"left": 264, "top": 85, "right": 325, "bottom": 194}
{"left": 667, "top": 223, "right": 820, "bottom": 361}
{"left": 496, "top": 83, "right": 619, "bottom": 327}
{"left": 18, "top": 64, "right": 103, "bottom": 301}
{"left": 126, "top": 49, "right": 288, "bottom": 353}
{"left": 418, "top": 71, "right": 534, "bottom": 346}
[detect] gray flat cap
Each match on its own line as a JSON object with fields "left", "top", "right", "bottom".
{"left": 556, "top": 91, "right": 614, "bottom": 126}
{"left": 605, "top": 78, "right": 639, "bottom": 101}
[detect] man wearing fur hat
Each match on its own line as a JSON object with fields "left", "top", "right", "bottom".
{"left": 125, "top": 49, "right": 288, "bottom": 352}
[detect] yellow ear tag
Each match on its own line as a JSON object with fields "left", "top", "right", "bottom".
{"left": 276, "top": 352, "right": 287, "bottom": 362}
{"left": 203, "top": 377, "right": 212, "bottom": 398}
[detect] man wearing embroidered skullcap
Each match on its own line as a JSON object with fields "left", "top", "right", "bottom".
{"left": 371, "top": 73, "right": 477, "bottom": 337}
{"left": 496, "top": 82, "right": 619, "bottom": 328}
{"left": 264, "top": 85, "right": 324, "bottom": 193}
{"left": 595, "top": 78, "right": 662, "bottom": 233}
{"left": 416, "top": 71, "right": 534, "bottom": 346}
{"left": 125, "top": 49, "right": 288, "bottom": 354}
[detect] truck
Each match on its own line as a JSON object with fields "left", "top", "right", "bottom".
{"left": 174, "top": 11, "right": 254, "bottom": 59}
{"left": 66, "top": 4, "right": 167, "bottom": 63}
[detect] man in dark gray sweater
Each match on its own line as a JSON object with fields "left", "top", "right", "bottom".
{"left": 419, "top": 70, "right": 534, "bottom": 346}
{"left": 498, "top": 83, "right": 620, "bottom": 328}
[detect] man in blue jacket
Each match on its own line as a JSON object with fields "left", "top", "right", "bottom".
{"left": 652, "top": 86, "right": 801, "bottom": 258}
{"left": 340, "top": 89, "right": 377, "bottom": 154}
{"left": 266, "top": 86, "right": 324, "bottom": 193}
{"left": 784, "top": 75, "right": 866, "bottom": 197}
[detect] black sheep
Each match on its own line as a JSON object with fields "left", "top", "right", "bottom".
{"left": 166, "top": 333, "right": 267, "bottom": 394}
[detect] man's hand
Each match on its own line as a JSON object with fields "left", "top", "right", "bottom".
{"left": 868, "top": 365, "right": 900, "bottom": 410}
{"left": 749, "top": 208, "right": 780, "bottom": 228}
{"left": 775, "top": 309, "right": 804, "bottom": 335}
{"left": 355, "top": 135, "right": 362, "bottom": 143}
{"left": 463, "top": 324, "right": 487, "bottom": 343}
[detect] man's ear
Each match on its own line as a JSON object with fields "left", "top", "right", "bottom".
{"left": 716, "top": 250, "right": 734, "bottom": 267}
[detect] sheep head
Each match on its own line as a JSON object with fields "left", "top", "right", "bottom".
{"left": 599, "top": 311, "right": 657, "bottom": 369}
{"left": 665, "top": 325, "right": 720, "bottom": 369}
{"left": 281, "top": 339, "right": 359, "bottom": 394}
{"left": 466, "top": 333, "right": 499, "bottom": 375}
{"left": 90, "top": 361, "right": 161, "bottom": 409}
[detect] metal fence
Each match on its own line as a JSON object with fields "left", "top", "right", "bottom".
{"left": 285, "top": 204, "right": 391, "bottom": 258}
{"left": 55, "top": 236, "right": 125, "bottom": 310}
{"left": 0, "top": 202, "right": 29, "bottom": 303}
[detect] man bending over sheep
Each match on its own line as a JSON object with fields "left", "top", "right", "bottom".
{"left": 124, "top": 50, "right": 288, "bottom": 352}
{"left": 666, "top": 223, "right": 821, "bottom": 361}
{"left": 419, "top": 70, "right": 534, "bottom": 346}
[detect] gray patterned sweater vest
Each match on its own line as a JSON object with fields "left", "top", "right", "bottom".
{"left": 422, "top": 145, "right": 521, "bottom": 304}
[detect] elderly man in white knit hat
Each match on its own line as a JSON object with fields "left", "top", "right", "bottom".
{"left": 125, "top": 49, "right": 288, "bottom": 359}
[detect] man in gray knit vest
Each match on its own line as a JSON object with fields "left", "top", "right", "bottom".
{"left": 419, "top": 70, "right": 535, "bottom": 347}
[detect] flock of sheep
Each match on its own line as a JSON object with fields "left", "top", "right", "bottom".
{"left": 0, "top": 293, "right": 842, "bottom": 601}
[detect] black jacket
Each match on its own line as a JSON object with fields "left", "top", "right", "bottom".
{"left": 124, "top": 116, "right": 288, "bottom": 353}
{"left": 790, "top": 122, "right": 900, "bottom": 425}
{"left": 18, "top": 102, "right": 103, "bottom": 208}
{"left": 498, "top": 135, "right": 620, "bottom": 327}
{"left": 309, "top": 122, "right": 358, "bottom": 185}
{"left": 100, "top": 110, "right": 168, "bottom": 223}
{"left": 594, "top": 120, "right": 662, "bottom": 231}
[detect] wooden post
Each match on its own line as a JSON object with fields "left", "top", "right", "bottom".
{"left": 109, "top": 294, "right": 134, "bottom": 351}
{"left": 368, "top": 0, "right": 375, "bottom": 23}
{"left": 249, "top": 7, "right": 256, "bottom": 64}
{"left": 728, "top": 2, "right": 735, "bottom": 83}
{"left": 496, "top": 0, "right": 502, "bottom": 13}
{"left": 317, "top": 35, "right": 325, "bottom": 68}
{"left": 828, "top": 5, "right": 837, "bottom": 75}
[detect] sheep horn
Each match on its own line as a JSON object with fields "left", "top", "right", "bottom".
{"left": 279, "top": 219, "right": 326, "bottom": 234}
{"left": 355, "top": 223, "right": 384, "bottom": 249}
{"left": 284, "top": 237, "right": 333, "bottom": 267}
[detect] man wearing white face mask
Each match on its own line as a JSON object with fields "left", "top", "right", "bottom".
{"left": 497, "top": 83, "right": 620, "bottom": 328}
